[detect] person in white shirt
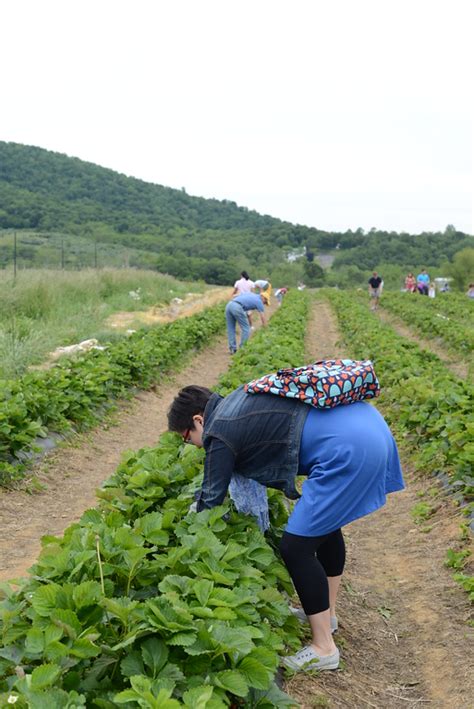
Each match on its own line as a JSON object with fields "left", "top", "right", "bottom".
{"left": 232, "top": 271, "right": 255, "bottom": 296}
{"left": 232, "top": 271, "right": 256, "bottom": 327}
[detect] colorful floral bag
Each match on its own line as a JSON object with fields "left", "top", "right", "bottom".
{"left": 244, "top": 359, "right": 380, "bottom": 409}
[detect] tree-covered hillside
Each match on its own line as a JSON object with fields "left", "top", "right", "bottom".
{"left": 0, "top": 142, "right": 286, "bottom": 230}
{"left": 316, "top": 227, "right": 472, "bottom": 271}
{"left": 0, "top": 141, "right": 472, "bottom": 285}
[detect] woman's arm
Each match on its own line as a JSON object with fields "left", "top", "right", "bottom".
{"left": 196, "top": 437, "right": 236, "bottom": 510}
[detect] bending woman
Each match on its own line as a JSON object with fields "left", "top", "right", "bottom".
{"left": 167, "top": 384, "right": 404, "bottom": 672}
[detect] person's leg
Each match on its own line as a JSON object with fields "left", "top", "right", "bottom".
{"left": 225, "top": 303, "right": 237, "bottom": 353}
{"left": 235, "top": 305, "right": 251, "bottom": 347}
{"left": 316, "top": 529, "right": 345, "bottom": 618}
{"left": 307, "top": 610, "right": 334, "bottom": 657}
{"left": 328, "top": 576, "right": 342, "bottom": 617}
{"left": 279, "top": 532, "right": 338, "bottom": 657}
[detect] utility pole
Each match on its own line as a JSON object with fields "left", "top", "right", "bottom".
{"left": 13, "top": 231, "right": 17, "bottom": 281}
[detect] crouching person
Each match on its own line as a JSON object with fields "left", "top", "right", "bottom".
{"left": 167, "top": 382, "right": 404, "bottom": 672}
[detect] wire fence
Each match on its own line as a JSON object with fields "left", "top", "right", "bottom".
{"left": 0, "top": 230, "right": 154, "bottom": 275}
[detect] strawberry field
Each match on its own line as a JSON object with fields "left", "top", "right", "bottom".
{"left": 0, "top": 293, "right": 312, "bottom": 707}
{"left": 1, "top": 289, "right": 472, "bottom": 708}
{"left": 326, "top": 290, "right": 473, "bottom": 498}
{"left": 381, "top": 291, "right": 474, "bottom": 363}
{"left": 0, "top": 306, "right": 226, "bottom": 486}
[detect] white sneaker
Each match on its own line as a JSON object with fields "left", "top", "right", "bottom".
{"left": 289, "top": 606, "right": 338, "bottom": 633}
{"left": 282, "top": 645, "right": 340, "bottom": 672}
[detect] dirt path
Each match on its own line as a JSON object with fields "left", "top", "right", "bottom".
{"left": 106, "top": 287, "right": 230, "bottom": 329}
{"left": 286, "top": 297, "right": 473, "bottom": 708}
{"left": 376, "top": 307, "right": 469, "bottom": 380}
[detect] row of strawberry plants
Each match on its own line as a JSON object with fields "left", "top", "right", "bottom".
{"left": 411, "top": 292, "right": 474, "bottom": 321}
{"left": 381, "top": 292, "right": 474, "bottom": 358}
{"left": 326, "top": 290, "right": 474, "bottom": 499}
{"left": 0, "top": 306, "right": 226, "bottom": 485}
{"left": 0, "top": 291, "right": 311, "bottom": 708}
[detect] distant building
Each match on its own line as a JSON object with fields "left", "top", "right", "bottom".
{"left": 286, "top": 246, "right": 306, "bottom": 262}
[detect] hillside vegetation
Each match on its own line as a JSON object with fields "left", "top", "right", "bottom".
{"left": 0, "top": 141, "right": 472, "bottom": 286}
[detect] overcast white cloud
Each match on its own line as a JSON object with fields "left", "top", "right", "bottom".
{"left": 1, "top": 0, "right": 472, "bottom": 233}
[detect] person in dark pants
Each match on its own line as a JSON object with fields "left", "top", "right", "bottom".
{"left": 167, "top": 384, "right": 404, "bottom": 672}
{"left": 368, "top": 271, "right": 383, "bottom": 310}
{"left": 225, "top": 292, "right": 267, "bottom": 354}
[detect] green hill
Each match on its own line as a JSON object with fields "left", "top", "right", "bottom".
{"left": 0, "top": 141, "right": 472, "bottom": 286}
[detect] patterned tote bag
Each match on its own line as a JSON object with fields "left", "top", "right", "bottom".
{"left": 244, "top": 359, "right": 380, "bottom": 408}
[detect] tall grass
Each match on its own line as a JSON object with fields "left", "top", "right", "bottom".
{"left": 0, "top": 268, "right": 206, "bottom": 378}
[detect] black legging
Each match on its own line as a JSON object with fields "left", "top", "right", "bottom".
{"left": 279, "top": 529, "right": 346, "bottom": 615}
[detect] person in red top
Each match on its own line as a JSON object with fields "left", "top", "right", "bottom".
{"left": 368, "top": 272, "right": 383, "bottom": 310}
{"left": 404, "top": 273, "right": 417, "bottom": 293}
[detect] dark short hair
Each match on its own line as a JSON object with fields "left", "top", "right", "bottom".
{"left": 241, "top": 271, "right": 250, "bottom": 279}
{"left": 167, "top": 385, "right": 213, "bottom": 433}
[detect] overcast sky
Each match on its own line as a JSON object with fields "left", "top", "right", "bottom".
{"left": 1, "top": 0, "right": 473, "bottom": 234}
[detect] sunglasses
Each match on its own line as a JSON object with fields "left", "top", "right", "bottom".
{"left": 182, "top": 427, "right": 192, "bottom": 444}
